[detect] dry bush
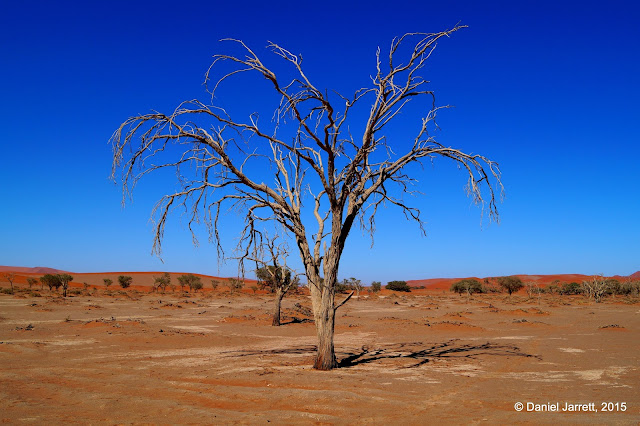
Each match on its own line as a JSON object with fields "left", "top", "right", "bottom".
{"left": 582, "top": 275, "right": 608, "bottom": 303}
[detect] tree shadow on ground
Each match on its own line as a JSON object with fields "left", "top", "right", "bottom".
{"left": 228, "top": 339, "right": 540, "bottom": 369}
{"left": 280, "top": 317, "right": 313, "bottom": 325}
{"left": 337, "top": 339, "right": 541, "bottom": 368}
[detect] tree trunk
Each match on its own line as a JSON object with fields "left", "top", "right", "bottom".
{"left": 297, "top": 228, "right": 347, "bottom": 370}
{"left": 272, "top": 290, "right": 283, "bottom": 326}
{"left": 313, "top": 298, "right": 337, "bottom": 370}
{"left": 311, "top": 267, "right": 338, "bottom": 370}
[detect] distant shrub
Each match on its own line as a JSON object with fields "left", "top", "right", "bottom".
{"left": 228, "top": 278, "right": 243, "bottom": 292}
{"left": 371, "top": 281, "right": 382, "bottom": 293}
{"left": 1, "top": 288, "right": 14, "bottom": 295}
{"left": 451, "top": 279, "right": 483, "bottom": 295}
{"left": 57, "top": 274, "right": 74, "bottom": 297}
{"left": 497, "top": 276, "right": 524, "bottom": 295}
{"left": 326, "top": 277, "right": 361, "bottom": 295}
{"left": 615, "top": 280, "right": 640, "bottom": 296}
{"left": 560, "top": 282, "right": 582, "bottom": 295}
{"left": 103, "top": 278, "right": 113, "bottom": 288}
{"left": 524, "top": 281, "right": 542, "bottom": 299}
{"left": 211, "top": 280, "right": 220, "bottom": 290}
{"left": 603, "top": 279, "right": 620, "bottom": 295}
{"left": 118, "top": 275, "right": 133, "bottom": 289}
{"left": 41, "top": 274, "right": 62, "bottom": 291}
{"left": 177, "top": 274, "right": 203, "bottom": 292}
{"left": 386, "top": 281, "right": 411, "bottom": 292}
{"left": 604, "top": 279, "right": 640, "bottom": 296}
{"left": 483, "top": 285, "right": 502, "bottom": 293}
{"left": 153, "top": 273, "right": 171, "bottom": 293}
{"left": 335, "top": 281, "right": 351, "bottom": 294}
{"left": 40, "top": 274, "right": 73, "bottom": 297}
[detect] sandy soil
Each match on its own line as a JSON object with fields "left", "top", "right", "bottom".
{"left": 1, "top": 290, "right": 638, "bottom": 424}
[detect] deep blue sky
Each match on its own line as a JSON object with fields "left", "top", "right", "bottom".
{"left": 1, "top": 0, "right": 638, "bottom": 283}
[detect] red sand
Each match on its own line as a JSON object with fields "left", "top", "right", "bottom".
{"left": 0, "top": 288, "right": 637, "bottom": 423}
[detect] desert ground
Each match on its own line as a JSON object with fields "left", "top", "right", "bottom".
{"left": 1, "top": 284, "right": 639, "bottom": 424}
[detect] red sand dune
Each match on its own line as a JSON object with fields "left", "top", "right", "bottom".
{"left": 406, "top": 277, "right": 463, "bottom": 291}
{"left": 407, "top": 272, "right": 636, "bottom": 291}
{"left": 0, "top": 265, "right": 69, "bottom": 274}
{"left": 0, "top": 267, "right": 256, "bottom": 291}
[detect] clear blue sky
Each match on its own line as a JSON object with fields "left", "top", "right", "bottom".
{"left": 1, "top": 0, "right": 638, "bottom": 283}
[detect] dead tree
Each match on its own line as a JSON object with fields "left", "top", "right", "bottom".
{"left": 524, "top": 281, "right": 541, "bottom": 304}
{"left": 348, "top": 278, "right": 363, "bottom": 298}
{"left": 2, "top": 273, "right": 16, "bottom": 291}
{"left": 582, "top": 275, "right": 608, "bottom": 303}
{"left": 111, "top": 26, "right": 503, "bottom": 370}
{"left": 252, "top": 234, "right": 299, "bottom": 326}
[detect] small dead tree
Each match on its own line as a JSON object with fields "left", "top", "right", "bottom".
{"left": 524, "top": 281, "right": 541, "bottom": 304}
{"left": 111, "top": 27, "right": 502, "bottom": 370}
{"left": 2, "top": 273, "right": 16, "bottom": 291}
{"left": 348, "top": 278, "right": 363, "bottom": 298}
{"left": 582, "top": 275, "right": 608, "bottom": 303}
{"left": 249, "top": 234, "right": 300, "bottom": 326}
